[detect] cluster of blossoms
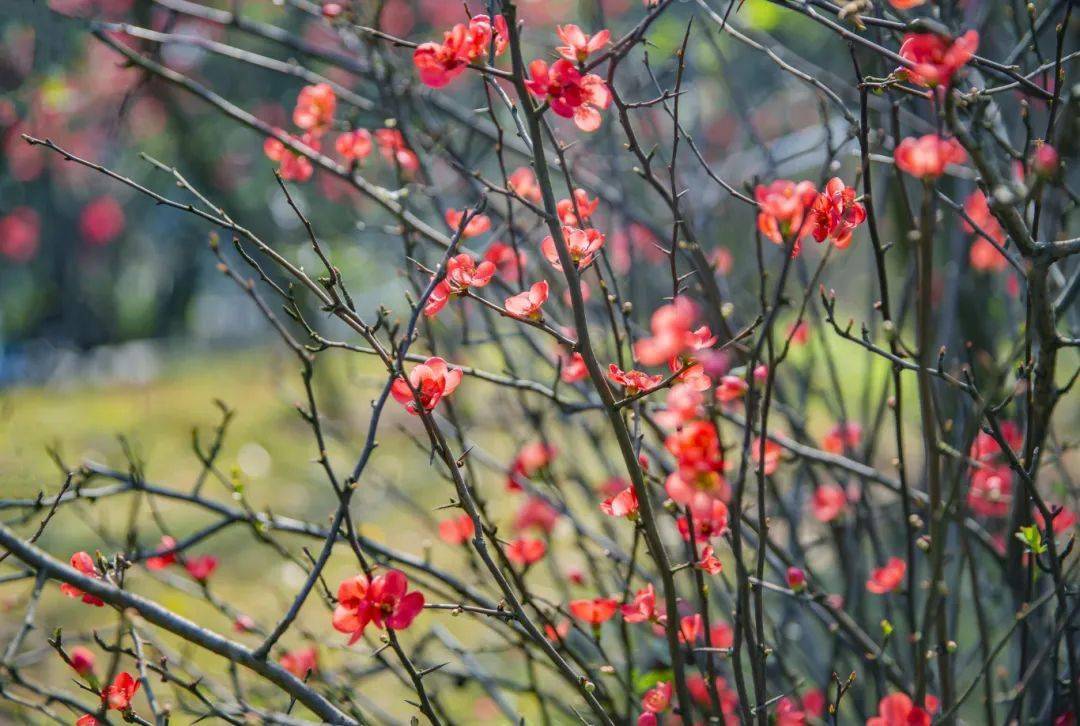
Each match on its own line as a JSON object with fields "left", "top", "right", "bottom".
{"left": 332, "top": 569, "right": 425, "bottom": 644}
{"left": 264, "top": 83, "right": 420, "bottom": 181}
{"left": 755, "top": 176, "right": 867, "bottom": 256}
{"left": 413, "top": 12, "right": 612, "bottom": 132}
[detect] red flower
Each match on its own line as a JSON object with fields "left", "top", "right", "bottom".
{"left": 438, "top": 514, "right": 475, "bottom": 545}
{"left": 622, "top": 584, "right": 659, "bottom": 623}
{"left": 484, "top": 241, "right": 528, "bottom": 282}
{"left": 0, "top": 207, "right": 40, "bottom": 262}
{"left": 233, "top": 614, "right": 256, "bottom": 632}
{"left": 102, "top": 671, "right": 140, "bottom": 711}
{"left": 600, "top": 486, "right": 639, "bottom": 519}
{"left": 642, "top": 680, "right": 673, "bottom": 713}
{"left": 60, "top": 552, "right": 104, "bottom": 607}
{"left": 970, "top": 421, "right": 1022, "bottom": 463}
{"left": 513, "top": 497, "right": 561, "bottom": 533}
{"left": 541, "top": 226, "right": 605, "bottom": 271}
{"left": 68, "top": 646, "right": 96, "bottom": 677}
{"left": 413, "top": 14, "right": 508, "bottom": 88}
{"left": 634, "top": 298, "right": 706, "bottom": 367}
{"left": 374, "top": 128, "right": 419, "bottom": 172}
{"left": 752, "top": 437, "right": 782, "bottom": 475}
{"left": 556, "top": 188, "right": 600, "bottom": 226}
{"left": 76, "top": 715, "right": 99, "bottom": 726}
{"left": 423, "top": 253, "right": 496, "bottom": 317}
{"left": 505, "top": 537, "right": 547, "bottom": 566}
{"left": 1031, "top": 142, "right": 1060, "bottom": 178}
{"left": 525, "top": 58, "right": 611, "bottom": 132}
{"left": 888, "top": 0, "right": 926, "bottom": 8}
{"left": 279, "top": 647, "right": 318, "bottom": 679}
{"left": 665, "top": 421, "right": 727, "bottom": 506}
{"left": 811, "top": 483, "right": 848, "bottom": 523}
{"left": 445, "top": 208, "right": 492, "bottom": 238}
{"left": 898, "top": 30, "right": 978, "bottom": 87}
{"left": 710, "top": 621, "right": 734, "bottom": 649}
{"left": 560, "top": 351, "right": 589, "bottom": 383}
{"left": 504, "top": 280, "right": 549, "bottom": 319}
{"left": 569, "top": 597, "right": 619, "bottom": 625}
{"left": 696, "top": 545, "right": 723, "bottom": 575}
{"left": 787, "top": 566, "right": 806, "bottom": 592}
{"left": 556, "top": 24, "right": 610, "bottom": 63}
{"left": 292, "top": 83, "right": 336, "bottom": 136}
{"left": 822, "top": 421, "right": 862, "bottom": 454}
{"left": 867, "top": 557, "right": 906, "bottom": 594}
{"left": 808, "top": 177, "right": 866, "bottom": 249}
{"left": 963, "top": 192, "right": 1008, "bottom": 272}
{"left": 967, "top": 465, "right": 1012, "bottom": 518}
{"left": 507, "top": 442, "right": 557, "bottom": 491}
{"left": 715, "top": 375, "right": 749, "bottom": 404}
{"left": 608, "top": 364, "right": 663, "bottom": 395}
{"left": 867, "top": 692, "right": 939, "bottom": 726}
{"left": 755, "top": 180, "right": 818, "bottom": 250}
{"left": 391, "top": 357, "right": 462, "bottom": 414}
{"left": 335, "top": 129, "right": 373, "bottom": 163}
{"left": 776, "top": 696, "right": 809, "bottom": 725}
{"left": 687, "top": 675, "right": 740, "bottom": 715}
{"left": 145, "top": 535, "right": 177, "bottom": 570}
{"left": 185, "top": 555, "right": 218, "bottom": 583}
{"left": 507, "top": 166, "right": 541, "bottom": 203}
{"left": 677, "top": 498, "right": 730, "bottom": 541}
{"left": 802, "top": 688, "right": 826, "bottom": 718}
{"left": 894, "top": 134, "right": 967, "bottom": 179}
{"left": 264, "top": 131, "right": 318, "bottom": 182}
{"left": 79, "top": 196, "right": 125, "bottom": 246}
{"left": 332, "top": 570, "right": 424, "bottom": 644}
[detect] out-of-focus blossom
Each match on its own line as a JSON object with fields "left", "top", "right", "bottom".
{"left": 898, "top": 31, "right": 978, "bottom": 87}
{"left": 513, "top": 496, "right": 561, "bottom": 533}
{"left": 866, "top": 557, "right": 906, "bottom": 594}
{"left": 264, "top": 131, "right": 318, "bottom": 182}
{"left": 60, "top": 552, "right": 104, "bottom": 607}
{"left": 445, "top": 208, "right": 491, "bottom": 238}
{"left": 279, "top": 647, "right": 318, "bottom": 678}
{"left": 438, "top": 514, "right": 475, "bottom": 545}
{"left": 867, "top": 692, "right": 939, "bottom": 726}
{"left": 79, "top": 196, "right": 125, "bottom": 246}
{"left": 0, "top": 207, "right": 40, "bottom": 262}
{"left": 506, "top": 537, "right": 547, "bottom": 566}
{"left": 375, "top": 128, "right": 419, "bottom": 172}
{"left": 822, "top": 421, "right": 862, "bottom": 454}
{"left": 145, "top": 535, "right": 178, "bottom": 570}
{"left": 507, "top": 442, "right": 557, "bottom": 491}
{"left": 185, "top": 555, "right": 218, "bottom": 582}
{"left": 335, "top": 128, "right": 373, "bottom": 162}
{"left": 894, "top": 134, "right": 966, "bottom": 179}
{"left": 292, "top": 83, "right": 336, "bottom": 136}
{"left": 600, "top": 485, "right": 639, "bottom": 519}
{"left": 608, "top": 364, "right": 663, "bottom": 395}
{"left": 811, "top": 483, "right": 848, "bottom": 523}
{"left": 569, "top": 596, "right": 618, "bottom": 625}
{"left": 967, "top": 466, "right": 1012, "bottom": 518}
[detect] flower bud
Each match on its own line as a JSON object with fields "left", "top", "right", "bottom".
{"left": 68, "top": 646, "right": 95, "bottom": 677}
{"left": 1031, "top": 143, "right": 1060, "bottom": 178}
{"left": 787, "top": 566, "right": 806, "bottom": 592}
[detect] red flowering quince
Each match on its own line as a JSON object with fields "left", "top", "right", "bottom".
{"left": 634, "top": 297, "right": 712, "bottom": 367}
{"left": 569, "top": 596, "right": 619, "bottom": 626}
{"left": 811, "top": 483, "right": 848, "bottom": 523}
{"left": 715, "top": 374, "right": 749, "bottom": 404}
{"left": 608, "top": 364, "right": 663, "bottom": 396}
{"left": 895, "top": 134, "right": 967, "bottom": 179}
{"left": 292, "top": 83, "right": 336, "bottom": 136}
{"left": 696, "top": 544, "right": 723, "bottom": 575}
{"left": 374, "top": 129, "right": 420, "bottom": 172}
{"left": 506, "top": 441, "right": 557, "bottom": 491}
{"left": 332, "top": 569, "right": 425, "bottom": 644}
{"left": 559, "top": 350, "right": 589, "bottom": 383}
{"left": 185, "top": 554, "right": 218, "bottom": 583}
{"left": 390, "top": 356, "right": 462, "bottom": 414}
{"left": 822, "top": 421, "right": 862, "bottom": 454}
{"left": 279, "top": 647, "right": 318, "bottom": 679}
{"left": 808, "top": 177, "right": 866, "bottom": 249}
{"left": 335, "top": 128, "right": 373, "bottom": 163}
{"left": 755, "top": 179, "right": 818, "bottom": 249}
{"left": 677, "top": 498, "right": 730, "bottom": 542}
{"left": 264, "top": 131, "right": 318, "bottom": 183}
{"left": 513, "top": 496, "right": 561, "bottom": 533}
{"left": 445, "top": 208, "right": 492, "bottom": 239}
{"left": 867, "top": 692, "right": 939, "bottom": 726}
{"left": 505, "top": 537, "right": 547, "bottom": 566}
{"left": 508, "top": 167, "right": 542, "bottom": 203}
{"left": 656, "top": 382, "right": 704, "bottom": 428}
{"left": 641, "top": 680, "right": 672, "bottom": 715}
{"left": 542, "top": 226, "right": 606, "bottom": 270}
{"left": 145, "top": 535, "right": 177, "bottom": 570}
{"left": 423, "top": 253, "right": 496, "bottom": 317}
{"left": 0, "top": 207, "right": 40, "bottom": 262}
{"left": 60, "top": 551, "right": 104, "bottom": 607}
{"left": 622, "top": 584, "right": 659, "bottom": 623}
{"left": 102, "top": 671, "right": 140, "bottom": 712}
{"left": 525, "top": 58, "right": 612, "bottom": 132}
{"left": 969, "top": 421, "right": 1022, "bottom": 463}
{"left": 752, "top": 436, "right": 782, "bottom": 476}
{"left": 600, "top": 485, "right": 639, "bottom": 519}
{"left": 79, "top": 196, "right": 125, "bottom": 246}
{"left": 897, "top": 30, "right": 978, "bottom": 87}
{"left": 963, "top": 192, "right": 1008, "bottom": 272}
{"left": 437, "top": 513, "right": 475, "bottom": 545}
{"left": 68, "top": 646, "right": 96, "bottom": 677}
{"left": 504, "top": 280, "right": 549, "bottom": 319}
{"left": 484, "top": 241, "right": 528, "bottom": 282}
{"left": 665, "top": 421, "right": 729, "bottom": 507}
{"left": 967, "top": 465, "right": 1012, "bottom": 518}
{"left": 556, "top": 188, "right": 599, "bottom": 226}
{"left": 866, "top": 556, "right": 906, "bottom": 594}
{"left": 1034, "top": 505, "right": 1078, "bottom": 536}
{"left": 556, "top": 24, "right": 610, "bottom": 64}
{"left": 687, "top": 674, "right": 740, "bottom": 714}
{"left": 413, "top": 14, "right": 508, "bottom": 89}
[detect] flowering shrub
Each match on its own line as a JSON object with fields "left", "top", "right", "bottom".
{"left": 1, "top": 1, "right": 1078, "bottom": 725}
